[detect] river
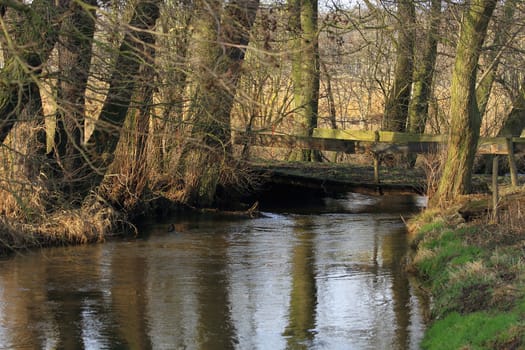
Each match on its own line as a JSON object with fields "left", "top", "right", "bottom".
{"left": 0, "top": 193, "right": 427, "bottom": 349}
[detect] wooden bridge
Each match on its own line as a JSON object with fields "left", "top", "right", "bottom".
{"left": 235, "top": 128, "right": 524, "bottom": 196}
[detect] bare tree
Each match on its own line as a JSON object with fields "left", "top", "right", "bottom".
{"left": 408, "top": 0, "right": 441, "bottom": 134}
{"left": 0, "top": 0, "right": 64, "bottom": 143}
{"left": 382, "top": 0, "right": 415, "bottom": 132}
{"left": 49, "top": 0, "right": 98, "bottom": 199}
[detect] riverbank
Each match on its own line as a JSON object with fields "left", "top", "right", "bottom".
{"left": 2, "top": 160, "right": 521, "bottom": 348}
{"left": 0, "top": 160, "right": 499, "bottom": 255}
{"left": 407, "top": 191, "right": 525, "bottom": 349}
{"left": 0, "top": 161, "right": 421, "bottom": 255}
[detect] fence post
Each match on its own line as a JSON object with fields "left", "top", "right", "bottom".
{"left": 506, "top": 137, "right": 518, "bottom": 187}
{"left": 492, "top": 155, "right": 499, "bottom": 221}
{"left": 373, "top": 154, "right": 380, "bottom": 184}
{"left": 373, "top": 130, "right": 382, "bottom": 194}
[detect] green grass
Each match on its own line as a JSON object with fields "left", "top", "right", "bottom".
{"left": 419, "top": 220, "right": 446, "bottom": 234}
{"left": 422, "top": 311, "right": 520, "bottom": 350}
{"left": 416, "top": 230, "right": 483, "bottom": 281}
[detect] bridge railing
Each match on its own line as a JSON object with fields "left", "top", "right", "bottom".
{"left": 234, "top": 128, "right": 525, "bottom": 155}
{"left": 233, "top": 128, "right": 525, "bottom": 187}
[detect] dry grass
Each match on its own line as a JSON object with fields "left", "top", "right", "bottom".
{"left": 449, "top": 260, "right": 495, "bottom": 284}
{"left": 494, "top": 193, "right": 525, "bottom": 233}
{"left": 37, "top": 193, "right": 130, "bottom": 243}
{"left": 412, "top": 246, "right": 436, "bottom": 266}
{"left": 0, "top": 192, "right": 131, "bottom": 255}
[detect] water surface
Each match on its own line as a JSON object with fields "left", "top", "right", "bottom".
{"left": 0, "top": 193, "right": 427, "bottom": 349}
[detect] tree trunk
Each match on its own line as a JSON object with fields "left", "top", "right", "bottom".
{"left": 432, "top": 0, "right": 497, "bottom": 206}
{"left": 0, "top": 0, "right": 64, "bottom": 143}
{"left": 476, "top": 0, "right": 516, "bottom": 118}
{"left": 475, "top": 0, "right": 517, "bottom": 175}
{"left": 288, "top": 0, "right": 321, "bottom": 162}
{"left": 321, "top": 60, "right": 337, "bottom": 130}
{"left": 407, "top": 0, "right": 441, "bottom": 134}
{"left": 110, "top": 36, "right": 157, "bottom": 211}
{"left": 499, "top": 77, "right": 525, "bottom": 137}
{"left": 177, "top": 0, "right": 260, "bottom": 207}
{"left": 83, "top": 0, "right": 160, "bottom": 194}
{"left": 153, "top": 1, "right": 194, "bottom": 172}
{"left": 382, "top": 0, "right": 415, "bottom": 132}
{"left": 17, "top": 81, "right": 47, "bottom": 182}
{"left": 49, "top": 0, "right": 97, "bottom": 199}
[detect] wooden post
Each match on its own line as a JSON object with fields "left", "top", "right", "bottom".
{"left": 373, "top": 130, "right": 382, "bottom": 194}
{"left": 492, "top": 156, "right": 499, "bottom": 221}
{"left": 506, "top": 137, "right": 518, "bottom": 187}
{"left": 373, "top": 154, "right": 380, "bottom": 185}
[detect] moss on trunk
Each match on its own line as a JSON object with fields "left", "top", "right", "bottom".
{"left": 287, "top": 0, "right": 321, "bottom": 162}
{"left": 432, "top": 0, "right": 497, "bottom": 205}
{"left": 177, "top": 0, "right": 259, "bottom": 207}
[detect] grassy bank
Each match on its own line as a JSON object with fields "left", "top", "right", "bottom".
{"left": 408, "top": 194, "right": 525, "bottom": 349}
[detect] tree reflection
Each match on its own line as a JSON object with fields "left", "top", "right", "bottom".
{"left": 43, "top": 245, "right": 122, "bottom": 349}
{"left": 381, "top": 225, "right": 413, "bottom": 350}
{"left": 283, "top": 216, "right": 317, "bottom": 349}
{"left": 0, "top": 208, "right": 427, "bottom": 349}
{"left": 110, "top": 247, "right": 152, "bottom": 349}
{"left": 0, "top": 257, "right": 51, "bottom": 349}
{"left": 196, "top": 232, "right": 237, "bottom": 349}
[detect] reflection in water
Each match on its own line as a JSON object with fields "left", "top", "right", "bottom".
{"left": 110, "top": 244, "right": 152, "bottom": 349}
{"left": 383, "top": 227, "right": 412, "bottom": 349}
{"left": 0, "top": 194, "right": 426, "bottom": 349}
{"left": 196, "top": 233, "right": 237, "bottom": 349}
{"left": 284, "top": 217, "right": 317, "bottom": 349}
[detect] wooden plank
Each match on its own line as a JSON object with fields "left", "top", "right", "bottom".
{"left": 378, "top": 131, "right": 445, "bottom": 143}
{"left": 313, "top": 128, "right": 377, "bottom": 141}
{"left": 478, "top": 137, "right": 509, "bottom": 155}
{"left": 304, "top": 137, "right": 356, "bottom": 153}
{"left": 377, "top": 131, "right": 397, "bottom": 142}
{"left": 233, "top": 131, "right": 355, "bottom": 153}
{"left": 370, "top": 143, "right": 408, "bottom": 154}
{"left": 408, "top": 141, "right": 442, "bottom": 154}
{"left": 315, "top": 128, "right": 446, "bottom": 143}
{"left": 236, "top": 130, "right": 525, "bottom": 156}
